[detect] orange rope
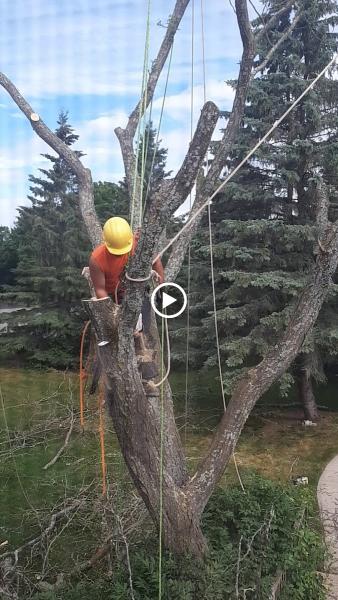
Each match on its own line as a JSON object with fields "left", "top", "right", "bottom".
{"left": 79, "top": 320, "right": 91, "bottom": 431}
{"left": 98, "top": 386, "right": 107, "bottom": 497}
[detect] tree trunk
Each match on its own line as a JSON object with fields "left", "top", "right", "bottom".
{"left": 83, "top": 297, "right": 207, "bottom": 556}
{"left": 296, "top": 353, "right": 320, "bottom": 421}
{"left": 297, "top": 370, "right": 319, "bottom": 421}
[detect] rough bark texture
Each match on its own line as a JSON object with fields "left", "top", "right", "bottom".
{"left": 83, "top": 297, "right": 207, "bottom": 555}
{"left": 298, "top": 370, "right": 319, "bottom": 421}
{"left": 296, "top": 353, "right": 320, "bottom": 421}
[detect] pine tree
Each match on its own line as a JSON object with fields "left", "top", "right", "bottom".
{"left": 185, "top": 0, "right": 338, "bottom": 419}
{"left": 0, "top": 113, "right": 135, "bottom": 367}
{"left": 0, "top": 227, "right": 18, "bottom": 287}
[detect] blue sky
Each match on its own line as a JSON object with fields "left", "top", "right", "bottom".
{"left": 0, "top": 0, "right": 250, "bottom": 227}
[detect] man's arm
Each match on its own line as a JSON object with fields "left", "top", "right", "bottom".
{"left": 152, "top": 257, "right": 165, "bottom": 284}
{"left": 89, "top": 256, "right": 109, "bottom": 299}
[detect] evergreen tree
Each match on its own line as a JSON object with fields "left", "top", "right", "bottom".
{"left": 0, "top": 226, "right": 18, "bottom": 287}
{"left": 184, "top": 0, "right": 338, "bottom": 419}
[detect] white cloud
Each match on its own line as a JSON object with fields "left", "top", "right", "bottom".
{"left": 152, "top": 81, "right": 235, "bottom": 124}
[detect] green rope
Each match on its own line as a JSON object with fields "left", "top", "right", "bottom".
{"left": 130, "top": 0, "right": 152, "bottom": 231}
{"left": 158, "top": 316, "right": 165, "bottom": 599}
{"left": 184, "top": 0, "right": 195, "bottom": 446}
{"left": 143, "top": 42, "right": 174, "bottom": 212}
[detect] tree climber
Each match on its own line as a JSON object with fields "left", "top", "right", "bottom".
{"left": 89, "top": 216, "right": 164, "bottom": 330}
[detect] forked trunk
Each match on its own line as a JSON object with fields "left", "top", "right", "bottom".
{"left": 83, "top": 296, "right": 207, "bottom": 556}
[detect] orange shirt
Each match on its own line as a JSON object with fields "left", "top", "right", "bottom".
{"left": 91, "top": 239, "right": 136, "bottom": 295}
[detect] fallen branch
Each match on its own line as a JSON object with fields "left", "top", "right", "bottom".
{"left": 43, "top": 411, "right": 75, "bottom": 470}
{"left": 0, "top": 501, "right": 83, "bottom": 561}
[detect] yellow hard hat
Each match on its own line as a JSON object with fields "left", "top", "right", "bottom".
{"left": 102, "top": 217, "right": 133, "bottom": 255}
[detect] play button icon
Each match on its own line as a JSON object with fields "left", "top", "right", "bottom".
{"left": 162, "top": 291, "right": 177, "bottom": 310}
{"left": 151, "top": 283, "right": 187, "bottom": 319}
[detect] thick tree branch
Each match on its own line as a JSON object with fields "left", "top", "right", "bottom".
{"left": 114, "top": 0, "right": 191, "bottom": 215}
{"left": 165, "top": 0, "right": 255, "bottom": 276}
{"left": 166, "top": 101, "right": 219, "bottom": 214}
{"left": 187, "top": 214, "right": 338, "bottom": 511}
{"left": 202, "top": 0, "right": 255, "bottom": 195}
{"left": 253, "top": 13, "right": 302, "bottom": 76}
{"left": 126, "top": 0, "right": 191, "bottom": 139}
{"left": 0, "top": 72, "right": 101, "bottom": 247}
{"left": 165, "top": 181, "right": 206, "bottom": 281}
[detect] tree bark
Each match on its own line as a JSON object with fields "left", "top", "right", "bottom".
{"left": 296, "top": 353, "right": 320, "bottom": 421}
{"left": 82, "top": 297, "right": 207, "bottom": 555}
{"left": 297, "top": 369, "right": 319, "bottom": 421}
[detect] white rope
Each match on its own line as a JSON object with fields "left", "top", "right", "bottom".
{"left": 125, "top": 271, "right": 153, "bottom": 282}
{"left": 154, "top": 52, "right": 338, "bottom": 262}
{"left": 154, "top": 317, "right": 171, "bottom": 387}
{"left": 201, "top": 0, "right": 245, "bottom": 492}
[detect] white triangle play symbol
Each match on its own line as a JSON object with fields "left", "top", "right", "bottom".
{"left": 162, "top": 291, "right": 177, "bottom": 310}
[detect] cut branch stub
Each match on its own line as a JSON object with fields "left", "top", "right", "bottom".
{"left": 168, "top": 101, "right": 219, "bottom": 213}
{"left": 82, "top": 298, "right": 120, "bottom": 351}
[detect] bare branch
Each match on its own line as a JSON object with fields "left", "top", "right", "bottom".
{"left": 164, "top": 0, "right": 255, "bottom": 276}
{"left": 0, "top": 72, "right": 101, "bottom": 246}
{"left": 165, "top": 184, "right": 205, "bottom": 281}
{"left": 43, "top": 411, "right": 74, "bottom": 470}
{"left": 114, "top": 0, "right": 191, "bottom": 211}
{"left": 316, "top": 179, "right": 330, "bottom": 238}
{"left": 203, "top": 0, "right": 255, "bottom": 193}
{"left": 126, "top": 0, "right": 191, "bottom": 139}
{"left": 0, "top": 501, "right": 83, "bottom": 561}
{"left": 253, "top": 13, "right": 302, "bottom": 76}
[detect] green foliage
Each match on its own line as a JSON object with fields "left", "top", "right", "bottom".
{"left": 34, "top": 476, "right": 325, "bottom": 600}
{"left": 182, "top": 0, "right": 338, "bottom": 405}
{"left": 0, "top": 226, "right": 18, "bottom": 286}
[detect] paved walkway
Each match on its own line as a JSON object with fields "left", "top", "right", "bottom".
{"left": 317, "top": 456, "right": 338, "bottom": 599}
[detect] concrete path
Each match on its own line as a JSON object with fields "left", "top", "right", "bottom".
{"left": 318, "top": 456, "right": 338, "bottom": 599}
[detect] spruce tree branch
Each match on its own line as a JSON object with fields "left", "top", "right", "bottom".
{"left": 253, "top": 12, "right": 302, "bottom": 75}
{"left": 186, "top": 221, "right": 338, "bottom": 511}
{"left": 255, "top": 0, "right": 294, "bottom": 43}
{"left": 0, "top": 72, "right": 102, "bottom": 247}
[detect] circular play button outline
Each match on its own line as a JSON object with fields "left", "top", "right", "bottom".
{"left": 151, "top": 282, "right": 187, "bottom": 319}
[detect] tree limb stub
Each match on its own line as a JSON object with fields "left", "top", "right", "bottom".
{"left": 0, "top": 72, "right": 101, "bottom": 247}
{"left": 187, "top": 218, "right": 338, "bottom": 511}
{"left": 168, "top": 101, "right": 219, "bottom": 214}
